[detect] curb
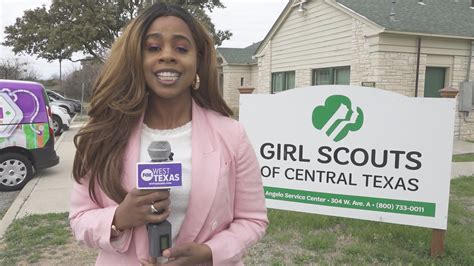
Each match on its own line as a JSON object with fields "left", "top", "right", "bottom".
{"left": 0, "top": 115, "right": 78, "bottom": 239}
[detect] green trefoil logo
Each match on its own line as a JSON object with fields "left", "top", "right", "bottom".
{"left": 312, "top": 95, "right": 364, "bottom": 142}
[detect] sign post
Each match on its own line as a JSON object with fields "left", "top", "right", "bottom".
{"left": 431, "top": 229, "right": 445, "bottom": 257}
{"left": 427, "top": 85, "right": 460, "bottom": 257}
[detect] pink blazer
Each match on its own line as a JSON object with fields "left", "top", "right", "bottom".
{"left": 69, "top": 101, "right": 268, "bottom": 265}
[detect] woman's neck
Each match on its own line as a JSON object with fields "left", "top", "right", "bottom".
{"left": 144, "top": 94, "right": 192, "bottom": 130}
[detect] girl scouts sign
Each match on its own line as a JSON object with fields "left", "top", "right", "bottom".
{"left": 240, "top": 85, "right": 455, "bottom": 230}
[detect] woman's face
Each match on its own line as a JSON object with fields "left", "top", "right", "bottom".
{"left": 143, "top": 16, "right": 197, "bottom": 102}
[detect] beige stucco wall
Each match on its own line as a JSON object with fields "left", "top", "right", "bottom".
{"left": 256, "top": 42, "right": 272, "bottom": 93}
{"left": 250, "top": 65, "right": 258, "bottom": 90}
{"left": 352, "top": 27, "right": 427, "bottom": 96}
{"left": 453, "top": 55, "right": 474, "bottom": 140}
{"left": 220, "top": 64, "right": 255, "bottom": 113}
{"left": 350, "top": 17, "right": 474, "bottom": 140}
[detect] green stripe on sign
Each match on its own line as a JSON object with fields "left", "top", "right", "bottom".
{"left": 264, "top": 186, "right": 436, "bottom": 217}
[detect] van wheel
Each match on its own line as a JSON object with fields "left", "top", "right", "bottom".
{"left": 0, "top": 153, "right": 34, "bottom": 191}
{"left": 52, "top": 115, "right": 62, "bottom": 136}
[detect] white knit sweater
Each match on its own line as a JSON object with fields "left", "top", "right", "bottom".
{"left": 140, "top": 122, "right": 192, "bottom": 244}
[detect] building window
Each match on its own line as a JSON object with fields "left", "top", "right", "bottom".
{"left": 241, "top": 77, "right": 244, "bottom": 86}
{"left": 272, "top": 71, "right": 295, "bottom": 93}
{"left": 312, "top": 66, "right": 350, "bottom": 85}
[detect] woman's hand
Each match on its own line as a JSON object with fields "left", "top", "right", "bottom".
{"left": 113, "top": 188, "right": 170, "bottom": 231}
{"left": 139, "top": 242, "right": 212, "bottom": 265}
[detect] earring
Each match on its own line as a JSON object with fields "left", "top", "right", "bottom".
{"left": 192, "top": 73, "right": 200, "bottom": 90}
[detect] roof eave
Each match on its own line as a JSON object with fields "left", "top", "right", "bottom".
{"left": 383, "top": 30, "right": 474, "bottom": 40}
{"left": 254, "top": 1, "right": 293, "bottom": 56}
{"left": 216, "top": 50, "right": 230, "bottom": 65}
{"left": 222, "top": 63, "right": 258, "bottom": 66}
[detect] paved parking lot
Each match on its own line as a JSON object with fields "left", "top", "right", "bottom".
{"left": 0, "top": 191, "right": 20, "bottom": 218}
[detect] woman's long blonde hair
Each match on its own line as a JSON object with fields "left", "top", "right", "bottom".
{"left": 73, "top": 3, "right": 232, "bottom": 203}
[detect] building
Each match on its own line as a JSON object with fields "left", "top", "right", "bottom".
{"left": 216, "top": 42, "right": 260, "bottom": 114}
{"left": 218, "top": 0, "right": 474, "bottom": 140}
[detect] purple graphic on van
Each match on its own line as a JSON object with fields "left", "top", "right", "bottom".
{"left": 1, "top": 87, "right": 48, "bottom": 124}
{"left": 0, "top": 80, "right": 51, "bottom": 148}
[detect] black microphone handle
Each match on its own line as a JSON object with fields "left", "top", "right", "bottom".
{"left": 148, "top": 156, "right": 173, "bottom": 259}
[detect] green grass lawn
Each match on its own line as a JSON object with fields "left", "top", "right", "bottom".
{"left": 452, "top": 153, "right": 474, "bottom": 162}
{"left": 246, "top": 176, "right": 474, "bottom": 264}
{"left": 0, "top": 213, "right": 71, "bottom": 264}
{"left": 1, "top": 176, "right": 473, "bottom": 265}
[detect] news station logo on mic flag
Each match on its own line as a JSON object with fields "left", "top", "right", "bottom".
{"left": 137, "top": 162, "right": 183, "bottom": 189}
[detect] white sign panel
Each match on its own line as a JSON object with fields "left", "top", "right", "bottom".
{"left": 240, "top": 86, "right": 455, "bottom": 230}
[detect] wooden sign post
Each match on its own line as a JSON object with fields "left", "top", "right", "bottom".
{"left": 431, "top": 229, "right": 446, "bottom": 257}
{"left": 429, "top": 86, "right": 459, "bottom": 257}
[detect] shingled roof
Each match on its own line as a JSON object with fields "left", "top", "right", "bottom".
{"left": 217, "top": 42, "right": 261, "bottom": 65}
{"left": 337, "top": 0, "right": 474, "bottom": 38}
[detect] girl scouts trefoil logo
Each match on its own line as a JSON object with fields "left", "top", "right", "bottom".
{"left": 312, "top": 95, "right": 364, "bottom": 142}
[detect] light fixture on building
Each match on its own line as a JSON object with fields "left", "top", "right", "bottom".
{"left": 295, "top": 0, "right": 307, "bottom": 14}
{"left": 297, "top": 5, "right": 306, "bottom": 13}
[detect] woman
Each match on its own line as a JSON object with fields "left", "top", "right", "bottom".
{"left": 69, "top": 3, "right": 268, "bottom": 265}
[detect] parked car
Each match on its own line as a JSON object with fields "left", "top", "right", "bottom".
{"left": 50, "top": 102, "right": 71, "bottom": 136}
{"left": 0, "top": 79, "right": 59, "bottom": 191}
{"left": 48, "top": 97, "right": 76, "bottom": 117}
{"left": 46, "top": 90, "right": 81, "bottom": 113}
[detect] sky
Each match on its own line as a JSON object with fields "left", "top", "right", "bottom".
{"left": 0, "top": 0, "right": 288, "bottom": 79}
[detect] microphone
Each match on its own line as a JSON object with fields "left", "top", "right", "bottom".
{"left": 147, "top": 141, "right": 173, "bottom": 259}
{"left": 137, "top": 141, "right": 182, "bottom": 260}
{"left": 148, "top": 141, "right": 174, "bottom": 162}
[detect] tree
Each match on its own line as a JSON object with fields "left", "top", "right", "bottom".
{"left": 62, "top": 60, "right": 102, "bottom": 101}
{"left": 2, "top": 5, "right": 74, "bottom": 89}
{"left": 3, "top": 0, "right": 232, "bottom": 63}
{"left": 0, "top": 58, "right": 39, "bottom": 81}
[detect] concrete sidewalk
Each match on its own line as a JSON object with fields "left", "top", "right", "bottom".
{"left": 451, "top": 140, "right": 474, "bottom": 178}
{"left": 453, "top": 139, "right": 474, "bottom": 155}
{"left": 0, "top": 123, "right": 473, "bottom": 238}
